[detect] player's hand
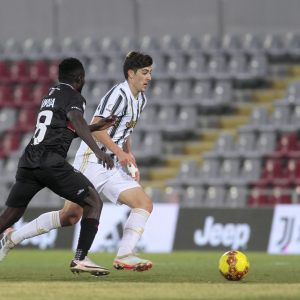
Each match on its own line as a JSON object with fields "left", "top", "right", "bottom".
{"left": 96, "top": 151, "right": 114, "bottom": 170}
{"left": 117, "top": 151, "right": 137, "bottom": 167}
{"left": 95, "top": 115, "right": 118, "bottom": 131}
{"left": 132, "top": 170, "right": 140, "bottom": 183}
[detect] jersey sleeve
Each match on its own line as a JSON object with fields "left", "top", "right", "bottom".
{"left": 94, "top": 91, "right": 125, "bottom": 118}
{"left": 66, "top": 94, "right": 86, "bottom": 115}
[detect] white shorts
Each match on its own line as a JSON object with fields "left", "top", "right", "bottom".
{"left": 73, "top": 162, "right": 141, "bottom": 205}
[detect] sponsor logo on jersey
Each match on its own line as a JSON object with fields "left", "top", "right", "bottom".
{"left": 126, "top": 120, "right": 137, "bottom": 128}
{"left": 41, "top": 98, "right": 55, "bottom": 108}
{"left": 106, "top": 104, "right": 113, "bottom": 112}
{"left": 77, "top": 189, "right": 84, "bottom": 195}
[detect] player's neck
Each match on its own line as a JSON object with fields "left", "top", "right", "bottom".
{"left": 127, "top": 80, "right": 139, "bottom": 100}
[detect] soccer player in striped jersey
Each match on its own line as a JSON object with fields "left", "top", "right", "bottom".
{"left": 1, "top": 52, "right": 154, "bottom": 272}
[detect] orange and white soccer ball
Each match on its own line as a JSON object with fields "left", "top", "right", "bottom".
{"left": 219, "top": 251, "right": 249, "bottom": 281}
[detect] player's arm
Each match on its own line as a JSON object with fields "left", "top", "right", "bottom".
{"left": 123, "top": 136, "right": 140, "bottom": 182}
{"left": 67, "top": 110, "right": 114, "bottom": 169}
{"left": 73, "top": 115, "right": 118, "bottom": 138}
{"left": 90, "top": 116, "right": 137, "bottom": 167}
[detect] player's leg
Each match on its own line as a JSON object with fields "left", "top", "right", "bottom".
{"left": 100, "top": 169, "right": 153, "bottom": 272}
{"left": 44, "top": 162, "right": 109, "bottom": 276}
{"left": 0, "top": 168, "right": 43, "bottom": 261}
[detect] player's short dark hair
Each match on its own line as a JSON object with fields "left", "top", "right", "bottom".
{"left": 123, "top": 51, "right": 153, "bottom": 79}
{"left": 58, "top": 57, "right": 85, "bottom": 83}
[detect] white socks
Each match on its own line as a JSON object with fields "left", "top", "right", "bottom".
{"left": 117, "top": 208, "right": 150, "bottom": 257}
{"left": 11, "top": 211, "right": 61, "bottom": 245}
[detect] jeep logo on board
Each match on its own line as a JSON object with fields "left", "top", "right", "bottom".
{"left": 193, "top": 216, "right": 251, "bottom": 250}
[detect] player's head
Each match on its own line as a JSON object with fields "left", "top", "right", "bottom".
{"left": 123, "top": 51, "right": 152, "bottom": 93}
{"left": 58, "top": 57, "right": 85, "bottom": 93}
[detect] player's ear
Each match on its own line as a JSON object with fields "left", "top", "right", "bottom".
{"left": 128, "top": 69, "right": 134, "bottom": 79}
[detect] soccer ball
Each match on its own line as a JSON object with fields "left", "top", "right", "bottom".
{"left": 219, "top": 251, "right": 249, "bottom": 281}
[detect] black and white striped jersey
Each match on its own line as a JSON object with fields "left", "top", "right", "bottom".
{"left": 74, "top": 80, "right": 147, "bottom": 164}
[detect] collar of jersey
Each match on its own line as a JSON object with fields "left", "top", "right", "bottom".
{"left": 124, "top": 80, "right": 140, "bottom": 101}
{"left": 59, "top": 82, "right": 75, "bottom": 90}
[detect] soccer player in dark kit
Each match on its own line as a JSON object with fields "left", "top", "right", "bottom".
{"left": 0, "top": 58, "right": 117, "bottom": 276}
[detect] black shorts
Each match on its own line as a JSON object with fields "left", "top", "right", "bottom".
{"left": 6, "top": 162, "right": 94, "bottom": 208}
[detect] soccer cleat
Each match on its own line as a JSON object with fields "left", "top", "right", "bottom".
{"left": 0, "top": 228, "right": 16, "bottom": 262}
{"left": 70, "top": 256, "right": 110, "bottom": 277}
{"left": 113, "top": 253, "right": 153, "bottom": 272}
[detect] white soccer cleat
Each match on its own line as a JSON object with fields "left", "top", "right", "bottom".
{"left": 113, "top": 253, "right": 153, "bottom": 272}
{"left": 0, "top": 228, "right": 16, "bottom": 262}
{"left": 70, "top": 256, "right": 110, "bottom": 276}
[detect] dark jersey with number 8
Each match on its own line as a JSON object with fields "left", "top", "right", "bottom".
{"left": 18, "top": 83, "right": 86, "bottom": 168}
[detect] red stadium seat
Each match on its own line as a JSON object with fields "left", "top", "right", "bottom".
{"left": 12, "top": 108, "right": 37, "bottom": 132}
{"left": 28, "top": 60, "right": 51, "bottom": 83}
{"left": 251, "top": 159, "right": 283, "bottom": 186}
{"left": 12, "top": 84, "right": 31, "bottom": 107}
{"left": 266, "top": 133, "right": 297, "bottom": 159}
{"left": 31, "top": 83, "right": 51, "bottom": 107}
{"left": 268, "top": 186, "right": 291, "bottom": 205}
{"left": 0, "top": 132, "right": 20, "bottom": 158}
{"left": 247, "top": 186, "right": 268, "bottom": 206}
{"left": 48, "top": 60, "right": 60, "bottom": 82}
{"left": 0, "top": 61, "right": 11, "bottom": 84}
{"left": 0, "top": 85, "right": 13, "bottom": 107}
{"left": 10, "top": 61, "right": 29, "bottom": 83}
{"left": 274, "top": 159, "right": 300, "bottom": 186}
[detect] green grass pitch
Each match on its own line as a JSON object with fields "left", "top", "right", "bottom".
{"left": 0, "top": 250, "right": 300, "bottom": 300}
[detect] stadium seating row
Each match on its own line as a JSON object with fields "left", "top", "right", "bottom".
{"left": 1, "top": 33, "right": 300, "bottom": 62}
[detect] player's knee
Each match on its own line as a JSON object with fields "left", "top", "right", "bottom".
{"left": 60, "top": 208, "right": 82, "bottom": 227}
{"left": 88, "top": 187, "right": 103, "bottom": 211}
{"left": 133, "top": 194, "right": 153, "bottom": 213}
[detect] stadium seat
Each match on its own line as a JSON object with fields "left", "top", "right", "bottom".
{"left": 0, "top": 157, "right": 19, "bottom": 183}
{"left": 159, "top": 35, "right": 180, "bottom": 54}
{"left": 86, "top": 81, "right": 110, "bottom": 106}
{"left": 223, "top": 132, "right": 256, "bottom": 159}
{"left": 10, "top": 61, "right": 29, "bottom": 83}
{"left": 119, "top": 37, "right": 139, "bottom": 56}
{"left": 166, "top": 160, "right": 198, "bottom": 188}
{"left": 186, "top": 54, "right": 210, "bottom": 80}
{"left": 166, "top": 54, "right": 187, "bottom": 79}
{"left": 31, "top": 83, "right": 51, "bottom": 107}
{"left": 9, "top": 132, "right": 33, "bottom": 158}
{"left": 181, "top": 186, "right": 205, "bottom": 207}
{"left": 274, "top": 81, "right": 300, "bottom": 107}
{"left": 247, "top": 185, "right": 268, "bottom": 206}
{"left": 100, "top": 37, "right": 120, "bottom": 56}
{"left": 48, "top": 60, "right": 60, "bottom": 82}
{"left": 239, "top": 106, "right": 269, "bottom": 133}
{"left": 12, "top": 108, "right": 37, "bottom": 132}
{"left": 144, "top": 187, "right": 163, "bottom": 203}
{"left": 80, "top": 37, "right": 101, "bottom": 58}
{"left": 263, "top": 34, "right": 286, "bottom": 62}
{"left": 246, "top": 54, "right": 268, "bottom": 87}
{"left": 0, "top": 85, "right": 13, "bottom": 107}
{"left": 0, "top": 108, "right": 17, "bottom": 133}
{"left": 245, "top": 132, "right": 276, "bottom": 158}
{"left": 206, "top": 158, "right": 240, "bottom": 186}
{"left": 40, "top": 38, "right": 61, "bottom": 60}
{"left": 280, "top": 106, "right": 300, "bottom": 133}
{"left": 106, "top": 56, "right": 124, "bottom": 81}
{"left": 228, "top": 53, "right": 247, "bottom": 81}
{"left": 170, "top": 80, "right": 191, "bottom": 105}
{"left": 139, "top": 36, "right": 160, "bottom": 53}
{"left": 207, "top": 54, "right": 231, "bottom": 80}
{"left": 224, "top": 186, "right": 248, "bottom": 207}
{"left": 148, "top": 80, "right": 171, "bottom": 104}
{"left": 229, "top": 158, "right": 262, "bottom": 186}
{"left": 201, "top": 34, "right": 221, "bottom": 55}
{"left": 203, "top": 186, "right": 226, "bottom": 207}
{"left": 221, "top": 34, "right": 242, "bottom": 55}
{"left": 0, "top": 61, "right": 11, "bottom": 84}
{"left": 285, "top": 32, "right": 300, "bottom": 61}
{"left": 273, "top": 159, "right": 300, "bottom": 186}
{"left": 61, "top": 37, "right": 80, "bottom": 58}
{"left": 85, "top": 58, "right": 107, "bottom": 81}
{"left": 1, "top": 38, "right": 22, "bottom": 60}
{"left": 242, "top": 34, "right": 264, "bottom": 55}
{"left": 191, "top": 80, "right": 211, "bottom": 105}
{"left": 22, "top": 38, "right": 42, "bottom": 60}
{"left": 251, "top": 159, "right": 283, "bottom": 186}
{"left": 259, "top": 106, "right": 291, "bottom": 132}
{"left": 268, "top": 186, "right": 291, "bottom": 205}
{"left": 12, "top": 84, "right": 31, "bottom": 107}
{"left": 0, "top": 133, "right": 20, "bottom": 158}
{"left": 186, "top": 159, "right": 220, "bottom": 186}
{"left": 266, "top": 133, "right": 297, "bottom": 159}
{"left": 28, "top": 60, "right": 51, "bottom": 83}
{"left": 149, "top": 53, "right": 167, "bottom": 80}
{"left": 203, "top": 134, "right": 235, "bottom": 159}
{"left": 165, "top": 186, "right": 183, "bottom": 204}
{"left": 179, "top": 35, "right": 201, "bottom": 54}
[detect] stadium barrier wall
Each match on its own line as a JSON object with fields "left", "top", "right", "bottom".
{"left": 4, "top": 204, "right": 300, "bottom": 254}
